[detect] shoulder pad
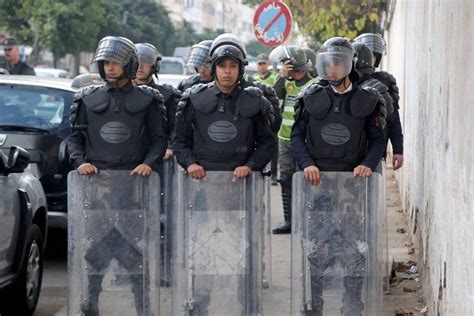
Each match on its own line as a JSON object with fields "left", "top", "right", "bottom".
{"left": 252, "top": 81, "right": 276, "bottom": 96}
{"left": 189, "top": 83, "right": 218, "bottom": 113}
{"left": 189, "top": 82, "right": 208, "bottom": 94}
{"left": 303, "top": 85, "right": 331, "bottom": 119}
{"left": 304, "top": 83, "right": 324, "bottom": 96}
{"left": 73, "top": 85, "right": 101, "bottom": 102}
{"left": 243, "top": 86, "right": 264, "bottom": 98}
{"left": 236, "top": 87, "right": 266, "bottom": 118}
{"left": 161, "top": 83, "right": 181, "bottom": 96}
{"left": 375, "top": 70, "right": 397, "bottom": 85}
{"left": 80, "top": 86, "right": 109, "bottom": 112}
{"left": 137, "top": 85, "right": 164, "bottom": 102}
{"left": 158, "top": 83, "right": 181, "bottom": 102}
{"left": 350, "top": 87, "right": 380, "bottom": 118}
{"left": 362, "top": 78, "right": 389, "bottom": 94}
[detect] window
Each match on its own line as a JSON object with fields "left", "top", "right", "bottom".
{"left": 0, "top": 85, "right": 73, "bottom": 130}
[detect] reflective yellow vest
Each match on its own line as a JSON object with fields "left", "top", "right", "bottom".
{"left": 277, "top": 77, "right": 317, "bottom": 141}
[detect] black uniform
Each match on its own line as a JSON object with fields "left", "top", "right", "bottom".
{"left": 241, "top": 79, "right": 282, "bottom": 133}
{"left": 371, "top": 70, "right": 404, "bottom": 155}
{"left": 177, "top": 73, "right": 211, "bottom": 92}
{"left": 291, "top": 83, "right": 386, "bottom": 171}
{"left": 5, "top": 61, "right": 36, "bottom": 75}
{"left": 173, "top": 82, "right": 277, "bottom": 172}
{"left": 291, "top": 82, "right": 385, "bottom": 314}
{"left": 146, "top": 81, "right": 181, "bottom": 145}
{"left": 68, "top": 81, "right": 168, "bottom": 171}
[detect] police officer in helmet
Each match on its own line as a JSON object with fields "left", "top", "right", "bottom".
{"left": 354, "top": 33, "right": 404, "bottom": 170}
{"left": 173, "top": 35, "right": 276, "bottom": 180}
{"left": 270, "top": 45, "right": 318, "bottom": 234}
{"left": 68, "top": 36, "right": 167, "bottom": 315}
{"left": 291, "top": 37, "right": 386, "bottom": 314}
{"left": 178, "top": 39, "right": 214, "bottom": 92}
{"left": 135, "top": 42, "right": 181, "bottom": 160}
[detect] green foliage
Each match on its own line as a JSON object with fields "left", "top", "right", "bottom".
{"left": 51, "top": 0, "right": 106, "bottom": 57}
{"left": 96, "top": 0, "right": 175, "bottom": 55}
{"left": 0, "top": 0, "right": 57, "bottom": 49}
{"left": 242, "top": 0, "right": 386, "bottom": 46}
{"left": 0, "top": 0, "right": 105, "bottom": 64}
{"left": 246, "top": 40, "right": 272, "bottom": 58}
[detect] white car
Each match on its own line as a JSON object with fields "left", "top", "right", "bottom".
{"left": 34, "top": 67, "right": 69, "bottom": 78}
{"left": 160, "top": 57, "right": 186, "bottom": 75}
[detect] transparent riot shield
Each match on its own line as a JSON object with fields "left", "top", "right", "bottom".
{"left": 158, "top": 158, "right": 175, "bottom": 315}
{"left": 263, "top": 174, "right": 272, "bottom": 289}
{"left": 68, "top": 171, "right": 160, "bottom": 316}
{"left": 376, "top": 162, "right": 390, "bottom": 292}
{"left": 172, "top": 169, "right": 264, "bottom": 315}
{"left": 159, "top": 158, "right": 174, "bottom": 284}
{"left": 291, "top": 171, "right": 385, "bottom": 315}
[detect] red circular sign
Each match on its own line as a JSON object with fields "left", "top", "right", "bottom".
{"left": 253, "top": 0, "right": 293, "bottom": 47}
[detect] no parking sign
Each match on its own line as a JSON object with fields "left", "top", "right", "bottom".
{"left": 253, "top": 0, "right": 293, "bottom": 47}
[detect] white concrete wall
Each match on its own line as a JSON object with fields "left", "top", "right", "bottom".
{"left": 384, "top": 0, "right": 474, "bottom": 314}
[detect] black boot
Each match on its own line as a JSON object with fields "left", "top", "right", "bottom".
{"left": 272, "top": 221, "right": 291, "bottom": 234}
{"left": 273, "top": 177, "right": 292, "bottom": 234}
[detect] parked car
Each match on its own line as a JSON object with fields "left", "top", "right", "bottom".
{"left": 0, "top": 76, "right": 77, "bottom": 229}
{"left": 0, "top": 146, "right": 48, "bottom": 315}
{"left": 34, "top": 67, "right": 69, "bottom": 78}
{"left": 160, "top": 56, "right": 186, "bottom": 75}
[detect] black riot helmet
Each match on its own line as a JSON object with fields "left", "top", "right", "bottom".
{"left": 317, "top": 37, "right": 357, "bottom": 86}
{"left": 186, "top": 40, "right": 213, "bottom": 71}
{"left": 269, "top": 45, "right": 309, "bottom": 71}
{"left": 92, "top": 36, "right": 139, "bottom": 80}
{"left": 135, "top": 43, "right": 162, "bottom": 75}
{"left": 209, "top": 33, "right": 247, "bottom": 60}
{"left": 302, "top": 47, "right": 317, "bottom": 75}
{"left": 354, "top": 33, "right": 386, "bottom": 67}
{"left": 352, "top": 42, "right": 374, "bottom": 74}
{"left": 210, "top": 44, "right": 245, "bottom": 80}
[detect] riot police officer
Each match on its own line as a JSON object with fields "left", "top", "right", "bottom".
{"left": 352, "top": 42, "right": 393, "bottom": 120}
{"left": 68, "top": 36, "right": 167, "bottom": 315}
{"left": 291, "top": 37, "right": 386, "bottom": 315}
{"left": 270, "top": 45, "right": 318, "bottom": 234}
{"left": 172, "top": 34, "right": 276, "bottom": 314}
{"left": 354, "top": 33, "right": 404, "bottom": 170}
{"left": 135, "top": 42, "right": 181, "bottom": 160}
{"left": 173, "top": 36, "right": 277, "bottom": 179}
{"left": 209, "top": 34, "right": 282, "bottom": 134}
{"left": 178, "top": 39, "right": 213, "bottom": 92}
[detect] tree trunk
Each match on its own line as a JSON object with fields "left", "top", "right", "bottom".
{"left": 72, "top": 52, "right": 81, "bottom": 77}
{"left": 28, "top": 33, "right": 42, "bottom": 66}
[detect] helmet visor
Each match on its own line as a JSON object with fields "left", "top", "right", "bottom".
{"left": 316, "top": 47, "right": 353, "bottom": 81}
{"left": 92, "top": 38, "right": 132, "bottom": 65}
{"left": 186, "top": 44, "right": 210, "bottom": 69}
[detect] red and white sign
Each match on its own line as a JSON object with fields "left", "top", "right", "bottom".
{"left": 253, "top": 0, "right": 293, "bottom": 47}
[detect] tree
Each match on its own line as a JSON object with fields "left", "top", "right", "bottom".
{"left": 246, "top": 40, "right": 272, "bottom": 58}
{"left": 50, "top": 0, "right": 106, "bottom": 70}
{"left": 0, "top": 0, "right": 105, "bottom": 66}
{"left": 0, "top": 0, "right": 56, "bottom": 65}
{"left": 242, "top": 0, "right": 386, "bottom": 47}
{"left": 97, "top": 0, "right": 176, "bottom": 55}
